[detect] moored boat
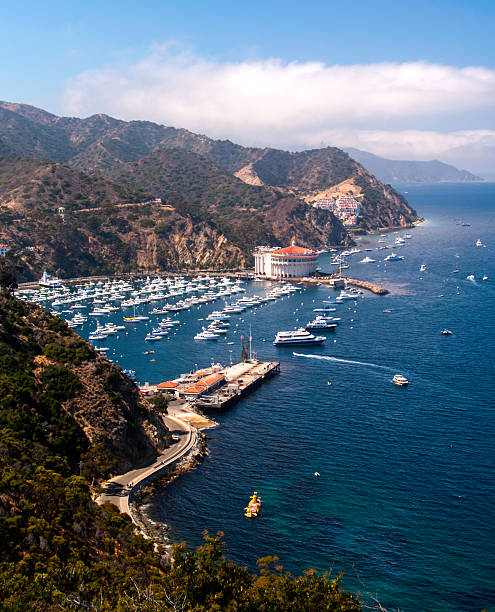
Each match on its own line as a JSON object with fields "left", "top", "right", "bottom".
{"left": 274, "top": 329, "right": 326, "bottom": 346}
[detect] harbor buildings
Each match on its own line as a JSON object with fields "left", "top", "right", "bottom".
{"left": 0, "top": 244, "right": 12, "bottom": 257}
{"left": 313, "top": 195, "right": 361, "bottom": 227}
{"left": 253, "top": 242, "right": 319, "bottom": 278}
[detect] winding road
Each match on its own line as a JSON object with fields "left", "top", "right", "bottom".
{"left": 97, "top": 414, "right": 197, "bottom": 517}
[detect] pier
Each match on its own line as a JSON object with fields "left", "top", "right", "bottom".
{"left": 195, "top": 360, "right": 280, "bottom": 410}
{"left": 140, "top": 359, "right": 280, "bottom": 411}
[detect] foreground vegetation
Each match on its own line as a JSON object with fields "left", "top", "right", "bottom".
{"left": 0, "top": 292, "right": 361, "bottom": 610}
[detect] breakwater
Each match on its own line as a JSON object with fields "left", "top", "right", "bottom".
{"left": 276, "top": 275, "right": 389, "bottom": 295}
{"left": 341, "top": 278, "right": 389, "bottom": 295}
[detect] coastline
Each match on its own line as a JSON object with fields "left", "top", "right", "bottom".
{"left": 96, "top": 407, "right": 213, "bottom": 538}
{"left": 130, "top": 433, "right": 210, "bottom": 549}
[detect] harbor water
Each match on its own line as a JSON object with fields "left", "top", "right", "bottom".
{"left": 53, "top": 183, "right": 495, "bottom": 611}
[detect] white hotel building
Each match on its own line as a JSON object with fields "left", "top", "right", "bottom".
{"left": 254, "top": 243, "right": 319, "bottom": 278}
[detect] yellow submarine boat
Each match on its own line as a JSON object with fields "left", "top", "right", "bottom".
{"left": 245, "top": 491, "right": 262, "bottom": 518}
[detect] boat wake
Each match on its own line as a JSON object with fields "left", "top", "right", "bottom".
{"left": 292, "top": 352, "right": 395, "bottom": 371}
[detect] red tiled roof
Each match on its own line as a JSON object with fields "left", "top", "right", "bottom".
{"left": 157, "top": 381, "right": 179, "bottom": 389}
{"left": 198, "top": 372, "right": 225, "bottom": 387}
{"left": 272, "top": 245, "right": 316, "bottom": 257}
{"left": 183, "top": 385, "right": 204, "bottom": 394}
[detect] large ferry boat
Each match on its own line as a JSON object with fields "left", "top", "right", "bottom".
{"left": 274, "top": 329, "right": 326, "bottom": 346}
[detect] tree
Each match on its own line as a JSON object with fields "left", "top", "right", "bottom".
{"left": 0, "top": 249, "right": 22, "bottom": 294}
{"left": 149, "top": 392, "right": 168, "bottom": 414}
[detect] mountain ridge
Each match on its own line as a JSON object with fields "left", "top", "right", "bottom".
{"left": 345, "top": 147, "right": 482, "bottom": 183}
{"left": 0, "top": 101, "right": 420, "bottom": 279}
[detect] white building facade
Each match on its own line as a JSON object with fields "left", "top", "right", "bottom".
{"left": 254, "top": 244, "right": 319, "bottom": 278}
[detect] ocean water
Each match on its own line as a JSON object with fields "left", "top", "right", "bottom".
{"left": 73, "top": 183, "right": 494, "bottom": 611}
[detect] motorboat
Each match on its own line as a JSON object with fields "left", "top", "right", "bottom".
{"left": 145, "top": 333, "right": 163, "bottom": 341}
{"left": 392, "top": 374, "right": 408, "bottom": 386}
{"left": 88, "top": 333, "right": 107, "bottom": 341}
{"left": 336, "top": 290, "right": 357, "bottom": 300}
{"left": 314, "top": 304, "right": 338, "bottom": 313}
{"left": 441, "top": 330, "right": 453, "bottom": 335}
{"left": 207, "top": 311, "right": 231, "bottom": 321}
{"left": 384, "top": 253, "right": 404, "bottom": 261}
{"left": 476, "top": 239, "right": 483, "bottom": 247}
{"left": 274, "top": 329, "right": 326, "bottom": 346}
{"left": 194, "top": 329, "right": 220, "bottom": 340}
{"left": 305, "top": 318, "right": 337, "bottom": 331}
{"left": 420, "top": 264, "right": 426, "bottom": 272}
{"left": 359, "top": 256, "right": 376, "bottom": 263}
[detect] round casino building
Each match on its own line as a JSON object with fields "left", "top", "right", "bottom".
{"left": 253, "top": 242, "right": 319, "bottom": 278}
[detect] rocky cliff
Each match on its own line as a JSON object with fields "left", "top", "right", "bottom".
{"left": 0, "top": 294, "right": 170, "bottom": 474}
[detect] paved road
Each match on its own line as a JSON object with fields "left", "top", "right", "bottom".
{"left": 97, "top": 414, "right": 197, "bottom": 516}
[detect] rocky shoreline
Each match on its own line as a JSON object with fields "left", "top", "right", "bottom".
{"left": 130, "top": 433, "right": 210, "bottom": 550}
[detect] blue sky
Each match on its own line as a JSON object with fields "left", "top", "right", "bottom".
{"left": 1, "top": 0, "right": 495, "bottom": 173}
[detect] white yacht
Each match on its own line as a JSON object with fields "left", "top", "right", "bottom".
{"left": 145, "top": 333, "right": 163, "bottom": 341}
{"left": 314, "top": 304, "right": 338, "bottom": 313}
{"left": 336, "top": 290, "right": 357, "bottom": 300}
{"left": 359, "top": 256, "right": 376, "bottom": 263}
{"left": 305, "top": 318, "right": 337, "bottom": 331}
{"left": 194, "top": 329, "right": 220, "bottom": 340}
{"left": 207, "top": 311, "right": 231, "bottom": 321}
{"left": 420, "top": 264, "right": 426, "bottom": 272}
{"left": 273, "top": 329, "right": 326, "bottom": 346}
{"left": 384, "top": 253, "right": 404, "bottom": 261}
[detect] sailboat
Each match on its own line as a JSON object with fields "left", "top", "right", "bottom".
{"left": 124, "top": 303, "right": 149, "bottom": 322}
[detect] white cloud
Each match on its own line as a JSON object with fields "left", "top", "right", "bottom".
{"left": 62, "top": 47, "right": 495, "bottom": 174}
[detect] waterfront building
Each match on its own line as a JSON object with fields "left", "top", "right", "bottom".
{"left": 156, "top": 371, "right": 226, "bottom": 400}
{"left": 254, "top": 242, "right": 319, "bottom": 278}
{"left": 0, "top": 244, "right": 12, "bottom": 257}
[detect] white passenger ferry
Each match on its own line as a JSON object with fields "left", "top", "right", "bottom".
{"left": 274, "top": 329, "right": 326, "bottom": 346}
